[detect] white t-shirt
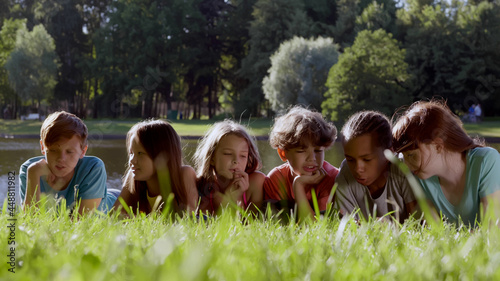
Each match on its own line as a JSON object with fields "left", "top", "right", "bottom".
{"left": 474, "top": 105, "right": 482, "bottom": 117}
{"left": 334, "top": 159, "right": 416, "bottom": 223}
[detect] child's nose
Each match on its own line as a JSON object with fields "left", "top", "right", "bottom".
{"left": 58, "top": 152, "right": 66, "bottom": 161}
{"left": 129, "top": 154, "right": 137, "bottom": 164}
{"left": 306, "top": 151, "right": 316, "bottom": 161}
{"left": 356, "top": 161, "right": 365, "bottom": 172}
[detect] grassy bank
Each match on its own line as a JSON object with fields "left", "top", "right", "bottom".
{"left": 1, "top": 206, "right": 499, "bottom": 280}
{"left": 0, "top": 118, "right": 274, "bottom": 137}
{"left": 1, "top": 118, "right": 500, "bottom": 138}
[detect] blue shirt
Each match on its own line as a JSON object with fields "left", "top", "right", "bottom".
{"left": 419, "top": 147, "right": 500, "bottom": 226}
{"left": 19, "top": 156, "right": 110, "bottom": 211}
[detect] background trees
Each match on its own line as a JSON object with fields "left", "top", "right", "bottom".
{"left": 4, "top": 23, "right": 59, "bottom": 112}
{"left": 263, "top": 37, "right": 339, "bottom": 113}
{"left": 322, "top": 29, "right": 410, "bottom": 122}
{"left": 0, "top": 0, "right": 499, "bottom": 120}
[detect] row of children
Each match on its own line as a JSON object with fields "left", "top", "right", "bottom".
{"left": 18, "top": 100, "right": 500, "bottom": 226}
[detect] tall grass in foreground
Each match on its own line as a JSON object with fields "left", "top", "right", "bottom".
{"left": 1, "top": 203, "right": 500, "bottom": 281}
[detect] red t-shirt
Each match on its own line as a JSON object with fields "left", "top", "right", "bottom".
{"left": 263, "top": 161, "right": 339, "bottom": 211}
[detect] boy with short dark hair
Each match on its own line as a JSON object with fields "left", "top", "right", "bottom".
{"left": 264, "top": 106, "right": 339, "bottom": 219}
{"left": 19, "top": 111, "right": 118, "bottom": 214}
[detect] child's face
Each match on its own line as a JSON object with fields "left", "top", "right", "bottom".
{"left": 402, "top": 143, "right": 436, "bottom": 180}
{"left": 128, "top": 135, "right": 156, "bottom": 181}
{"left": 41, "top": 135, "right": 87, "bottom": 179}
{"left": 212, "top": 134, "right": 249, "bottom": 180}
{"left": 280, "top": 142, "right": 325, "bottom": 177}
{"left": 343, "top": 134, "right": 388, "bottom": 188}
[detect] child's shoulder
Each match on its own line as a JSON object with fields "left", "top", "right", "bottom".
{"left": 322, "top": 161, "right": 339, "bottom": 177}
{"left": 21, "top": 156, "right": 45, "bottom": 167}
{"left": 267, "top": 163, "right": 291, "bottom": 177}
{"left": 249, "top": 170, "right": 266, "bottom": 181}
{"left": 181, "top": 165, "right": 196, "bottom": 176}
{"left": 469, "top": 147, "right": 499, "bottom": 160}
{"left": 80, "top": 156, "right": 105, "bottom": 167}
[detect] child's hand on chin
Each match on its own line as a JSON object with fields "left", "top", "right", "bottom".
{"left": 226, "top": 170, "right": 249, "bottom": 205}
{"left": 294, "top": 168, "right": 326, "bottom": 190}
{"left": 32, "top": 159, "right": 67, "bottom": 191}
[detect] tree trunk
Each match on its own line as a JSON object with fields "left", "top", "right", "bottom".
{"left": 93, "top": 78, "right": 98, "bottom": 118}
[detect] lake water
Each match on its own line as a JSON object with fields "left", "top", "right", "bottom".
{"left": 1, "top": 138, "right": 499, "bottom": 207}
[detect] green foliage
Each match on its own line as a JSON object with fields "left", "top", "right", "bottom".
{"left": 34, "top": 0, "right": 88, "bottom": 105}
{"left": 355, "top": 0, "right": 396, "bottom": 34}
{"left": 3, "top": 205, "right": 500, "bottom": 279}
{"left": 0, "top": 18, "right": 25, "bottom": 106}
{"left": 396, "top": 0, "right": 500, "bottom": 114}
{"left": 4, "top": 23, "right": 59, "bottom": 108}
{"left": 237, "top": 0, "right": 313, "bottom": 117}
{"left": 332, "top": 0, "right": 361, "bottom": 49}
{"left": 263, "top": 36, "right": 339, "bottom": 113}
{"left": 322, "top": 29, "right": 411, "bottom": 122}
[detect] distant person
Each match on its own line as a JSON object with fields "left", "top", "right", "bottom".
{"left": 194, "top": 120, "right": 266, "bottom": 215}
{"left": 468, "top": 104, "right": 476, "bottom": 123}
{"left": 3, "top": 105, "right": 12, "bottom": 119}
{"left": 263, "top": 106, "right": 339, "bottom": 220}
{"left": 393, "top": 100, "right": 500, "bottom": 226}
{"left": 474, "top": 103, "right": 482, "bottom": 123}
{"left": 19, "top": 111, "right": 118, "bottom": 214}
{"left": 113, "top": 120, "right": 198, "bottom": 215}
{"left": 334, "top": 111, "right": 417, "bottom": 223}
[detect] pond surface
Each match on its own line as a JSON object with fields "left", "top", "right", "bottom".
{"left": 1, "top": 138, "right": 499, "bottom": 207}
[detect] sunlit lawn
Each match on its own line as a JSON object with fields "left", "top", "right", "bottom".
{"left": 2, "top": 205, "right": 500, "bottom": 280}
{"left": 2, "top": 118, "right": 500, "bottom": 139}
{"left": 0, "top": 118, "right": 274, "bottom": 137}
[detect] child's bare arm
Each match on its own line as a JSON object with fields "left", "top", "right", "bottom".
{"left": 25, "top": 159, "right": 50, "bottom": 208}
{"left": 113, "top": 186, "right": 139, "bottom": 215}
{"left": 247, "top": 171, "right": 266, "bottom": 212}
{"left": 181, "top": 165, "right": 199, "bottom": 213}
{"left": 293, "top": 168, "right": 326, "bottom": 222}
{"left": 78, "top": 198, "right": 102, "bottom": 215}
{"left": 481, "top": 190, "right": 500, "bottom": 226}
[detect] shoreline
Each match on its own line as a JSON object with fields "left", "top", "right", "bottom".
{"left": 0, "top": 134, "right": 271, "bottom": 141}
{"left": 2, "top": 133, "right": 500, "bottom": 143}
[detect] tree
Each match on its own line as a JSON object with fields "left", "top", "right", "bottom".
{"left": 237, "top": 0, "right": 313, "bottom": 117}
{"left": 397, "top": 1, "right": 464, "bottom": 107}
{"left": 452, "top": 1, "right": 500, "bottom": 116}
{"left": 263, "top": 36, "right": 339, "bottom": 113}
{"left": 0, "top": 18, "right": 25, "bottom": 118}
{"left": 34, "top": 0, "right": 88, "bottom": 113}
{"left": 355, "top": 0, "right": 397, "bottom": 35}
{"left": 5, "top": 24, "right": 59, "bottom": 110}
{"left": 322, "top": 29, "right": 411, "bottom": 122}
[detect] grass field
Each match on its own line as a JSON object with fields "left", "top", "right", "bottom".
{"left": 0, "top": 118, "right": 274, "bottom": 137}
{"left": 1, "top": 118, "right": 500, "bottom": 139}
{"left": 2, "top": 204, "right": 500, "bottom": 280}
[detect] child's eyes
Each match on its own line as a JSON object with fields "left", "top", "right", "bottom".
{"left": 240, "top": 155, "right": 247, "bottom": 158}
{"left": 314, "top": 150, "right": 323, "bottom": 153}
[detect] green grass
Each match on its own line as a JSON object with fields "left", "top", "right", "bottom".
{"left": 0, "top": 118, "right": 273, "bottom": 137}
{"left": 2, "top": 118, "right": 500, "bottom": 139}
{"left": 2, "top": 205, "right": 500, "bottom": 280}
{"left": 464, "top": 121, "right": 500, "bottom": 138}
